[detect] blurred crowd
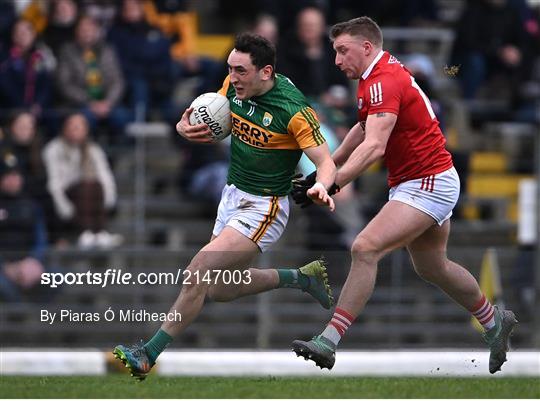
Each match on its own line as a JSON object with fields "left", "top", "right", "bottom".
{"left": 0, "top": 0, "right": 539, "bottom": 302}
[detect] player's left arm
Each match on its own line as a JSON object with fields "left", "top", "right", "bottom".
{"left": 335, "top": 112, "right": 397, "bottom": 188}
{"left": 303, "top": 143, "right": 336, "bottom": 191}
{"left": 303, "top": 143, "right": 336, "bottom": 211}
{"left": 288, "top": 106, "right": 336, "bottom": 209}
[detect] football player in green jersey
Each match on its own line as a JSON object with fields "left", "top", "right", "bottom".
{"left": 113, "top": 33, "right": 338, "bottom": 380}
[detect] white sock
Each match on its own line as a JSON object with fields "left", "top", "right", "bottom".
{"left": 321, "top": 325, "right": 341, "bottom": 345}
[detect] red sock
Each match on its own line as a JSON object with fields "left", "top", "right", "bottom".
{"left": 328, "top": 307, "right": 355, "bottom": 336}
{"left": 469, "top": 294, "right": 496, "bottom": 330}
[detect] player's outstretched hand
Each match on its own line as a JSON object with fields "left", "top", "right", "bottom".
{"left": 176, "top": 107, "right": 213, "bottom": 143}
{"left": 307, "top": 182, "right": 335, "bottom": 211}
{"left": 291, "top": 172, "right": 340, "bottom": 209}
{"left": 291, "top": 172, "right": 316, "bottom": 208}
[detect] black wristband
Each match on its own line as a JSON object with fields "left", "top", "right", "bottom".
{"left": 328, "top": 183, "right": 340, "bottom": 196}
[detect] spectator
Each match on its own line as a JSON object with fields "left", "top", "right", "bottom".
{"left": 0, "top": 152, "right": 50, "bottom": 302}
{"left": 278, "top": 7, "right": 350, "bottom": 103}
{"left": 42, "top": 113, "right": 122, "bottom": 249}
{"left": 0, "top": 111, "right": 47, "bottom": 201}
{"left": 108, "top": 0, "right": 176, "bottom": 121}
{"left": 0, "top": 19, "right": 55, "bottom": 120}
{"left": 450, "top": 0, "right": 528, "bottom": 100}
{"left": 0, "top": 110, "right": 62, "bottom": 239}
{"left": 252, "top": 14, "right": 279, "bottom": 45}
{"left": 56, "top": 15, "right": 130, "bottom": 140}
{"left": 143, "top": 0, "right": 222, "bottom": 94}
{"left": 42, "top": 0, "right": 79, "bottom": 57}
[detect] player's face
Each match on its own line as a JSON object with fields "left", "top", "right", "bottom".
{"left": 333, "top": 34, "right": 370, "bottom": 80}
{"left": 227, "top": 49, "right": 269, "bottom": 100}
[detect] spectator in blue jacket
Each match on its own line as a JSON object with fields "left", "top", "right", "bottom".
{"left": 108, "top": 0, "right": 176, "bottom": 121}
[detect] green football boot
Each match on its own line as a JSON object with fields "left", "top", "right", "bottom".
{"left": 482, "top": 306, "right": 518, "bottom": 374}
{"left": 113, "top": 340, "right": 154, "bottom": 381}
{"left": 292, "top": 334, "right": 336, "bottom": 369}
{"left": 299, "top": 259, "right": 334, "bottom": 309}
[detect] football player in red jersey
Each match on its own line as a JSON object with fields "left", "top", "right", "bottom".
{"left": 291, "top": 16, "right": 517, "bottom": 374}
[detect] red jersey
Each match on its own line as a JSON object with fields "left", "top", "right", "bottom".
{"left": 357, "top": 51, "right": 453, "bottom": 187}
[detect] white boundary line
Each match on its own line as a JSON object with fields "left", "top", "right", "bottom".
{"left": 1, "top": 349, "right": 105, "bottom": 375}
{"left": 1, "top": 349, "right": 539, "bottom": 377}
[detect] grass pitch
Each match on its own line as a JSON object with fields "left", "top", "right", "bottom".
{"left": 1, "top": 375, "right": 538, "bottom": 398}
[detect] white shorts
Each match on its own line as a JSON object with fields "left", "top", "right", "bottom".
{"left": 212, "top": 184, "right": 290, "bottom": 252}
{"left": 389, "top": 167, "right": 460, "bottom": 225}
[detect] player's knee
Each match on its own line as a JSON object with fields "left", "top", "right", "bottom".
{"left": 185, "top": 263, "right": 206, "bottom": 278}
{"left": 413, "top": 263, "right": 432, "bottom": 281}
{"left": 413, "top": 259, "right": 447, "bottom": 283}
{"left": 207, "top": 284, "right": 234, "bottom": 302}
{"left": 183, "top": 261, "right": 211, "bottom": 292}
{"left": 350, "top": 235, "right": 381, "bottom": 265}
{"left": 206, "top": 285, "right": 220, "bottom": 301}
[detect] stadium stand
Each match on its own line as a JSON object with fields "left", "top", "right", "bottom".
{"left": 0, "top": 0, "right": 538, "bottom": 355}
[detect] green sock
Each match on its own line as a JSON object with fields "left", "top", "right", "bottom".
{"left": 144, "top": 329, "right": 173, "bottom": 364}
{"left": 277, "top": 269, "right": 310, "bottom": 289}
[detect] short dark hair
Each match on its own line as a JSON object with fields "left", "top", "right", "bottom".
{"left": 233, "top": 33, "right": 276, "bottom": 72}
{"left": 330, "top": 16, "right": 383, "bottom": 47}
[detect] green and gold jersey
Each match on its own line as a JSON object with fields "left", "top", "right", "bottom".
{"left": 218, "top": 74, "right": 325, "bottom": 196}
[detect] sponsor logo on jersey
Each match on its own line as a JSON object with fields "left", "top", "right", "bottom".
{"left": 369, "top": 82, "right": 383, "bottom": 106}
{"left": 388, "top": 55, "right": 400, "bottom": 64}
{"left": 231, "top": 115, "right": 273, "bottom": 148}
{"left": 262, "top": 112, "right": 273, "bottom": 126}
{"left": 233, "top": 97, "right": 242, "bottom": 107}
{"left": 358, "top": 98, "right": 363, "bottom": 110}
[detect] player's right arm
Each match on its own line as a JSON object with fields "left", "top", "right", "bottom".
{"left": 332, "top": 122, "right": 365, "bottom": 167}
{"left": 176, "top": 75, "right": 232, "bottom": 143}
{"left": 175, "top": 108, "right": 213, "bottom": 143}
{"left": 335, "top": 112, "right": 396, "bottom": 188}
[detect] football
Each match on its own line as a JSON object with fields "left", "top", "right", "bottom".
{"left": 189, "top": 92, "right": 232, "bottom": 141}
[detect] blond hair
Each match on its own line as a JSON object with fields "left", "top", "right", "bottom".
{"left": 330, "top": 16, "right": 383, "bottom": 47}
